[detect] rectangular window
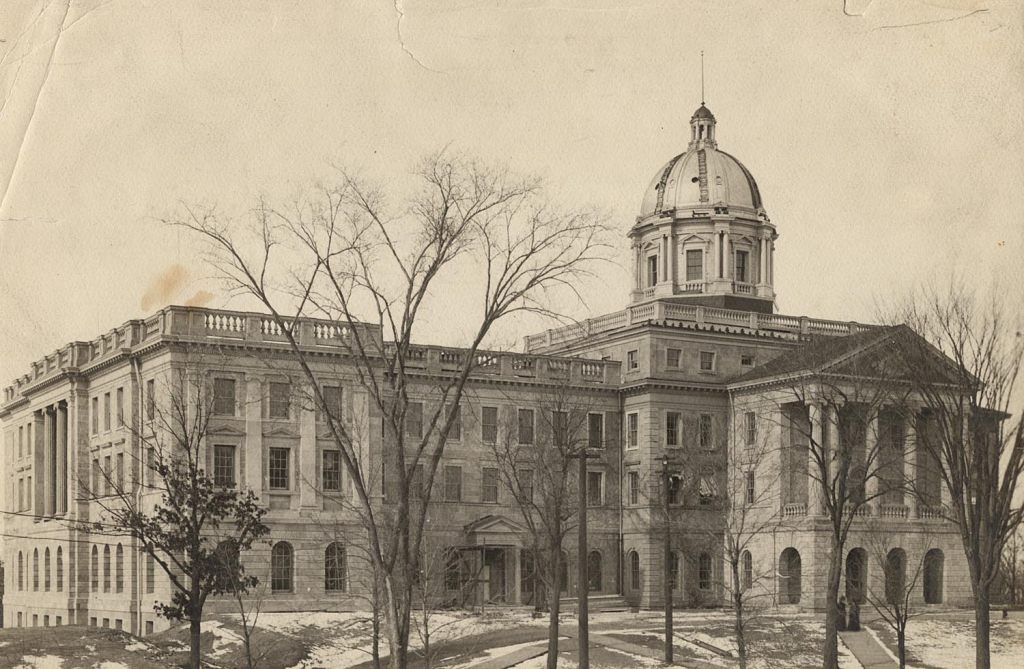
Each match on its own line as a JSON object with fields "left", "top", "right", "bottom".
{"left": 699, "top": 467, "right": 717, "bottom": 505}
{"left": 92, "top": 459, "right": 100, "bottom": 497}
{"left": 115, "top": 453, "right": 124, "bottom": 489}
{"left": 26, "top": 476, "right": 32, "bottom": 509}
{"left": 213, "top": 378, "right": 236, "bottom": 416}
{"left": 552, "top": 410, "right": 569, "bottom": 447}
{"left": 667, "top": 474, "right": 683, "bottom": 505}
{"left": 627, "top": 350, "right": 639, "bottom": 370}
{"left": 410, "top": 464, "right": 424, "bottom": 500}
{"left": 322, "top": 450, "right": 342, "bottom": 492}
{"left": 588, "top": 413, "right": 604, "bottom": 449}
{"left": 92, "top": 397, "right": 99, "bottom": 434}
{"left": 269, "top": 447, "right": 290, "bottom": 490}
{"left": 213, "top": 445, "right": 236, "bottom": 487}
{"left": 666, "top": 412, "right": 681, "bottom": 447}
{"left": 686, "top": 249, "right": 703, "bottom": 282}
{"left": 627, "top": 413, "right": 638, "bottom": 449}
{"left": 699, "top": 555, "right": 712, "bottom": 590}
{"left": 116, "top": 387, "right": 124, "bottom": 426}
{"left": 741, "top": 354, "right": 754, "bottom": 367}
{"left": 517, "top": 409, "right": 534, "bottom": 444}
{"left": 586, "top": 471, "right": 603, "bottom": 507}
{"left": 700, "top": 414, "right": 714, "bottom": 450}
{"left": 103, "top": 456, "right": 112, "bottom": 496}
{"left": 103, "top": 393, "right": 111, "bottom": 431}
{"left": 443, "top": 465, "right": 462, "bottom": 502}
{"left": 145, "top": 553, "right": 155, "bottom": 594}
{"left": 321, "top": 385, "right": 343, "bottom": 423}
{"left": 18, "top": 478, "right": 23, "bottom": 511}
{"left": 518, "top": 468, "right": 534, "bottom": 503}
{"left": 700, "top": 351, "right": 716, "bottom": 372}
{"left": 146, "top": 621, "right": 154, "bottom": 635}
{"left": 482, "top": 467, "right": 499, "bottom": 503}
{"left": 745, "top": 411, "right": 756, "bottom": 446}
{"left": 666, "top": 348, "right": 681, "bottom": 368}
{"left": 268, "top": 382, "right": 291, "bottom": 419}
{"left": 746, "top": 470, "right": 756, "bottom": 505}
{"left": 647, "top": 256, "right": 658, "bottom": 287}
{"left": 406, "top": 402, "right": 423, "bottom": 438}
{"left": 627, "top": 471, "right": 639, "bottom": 505}
{"left": 146, "top": 380, "right": 155, "bottom": 421}
{"left": 735, "top": 250, "right": 749, "bottom": 283}
{"left": 481, "top": 406, "right": 498, "bottom": 444}
{"left": 447, "top": 404, "right": 461, "bottom": 441}
{"left": 18, "top": 426, "right": 23, "bottom": 457}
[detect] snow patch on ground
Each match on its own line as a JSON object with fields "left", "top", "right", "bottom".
{"left": 95, "top": 663, "right": 131, "bottom": 669}
{"left": 602, "top": 646, "right": 662, "bottom": 667}
{"left": 123, "top": 641, "right": 151, "bottom": 653}
{"left": 511, "top": 656, "right": 577, "bottom": 669}
{"left": 902, "top": 618, "right": 1024, "bottom": 669}
{"left": 204, "top": 620, "right": 245, "bottom": 658}
{"left": 14, "top": 656, "right": 65, "bottom": 669}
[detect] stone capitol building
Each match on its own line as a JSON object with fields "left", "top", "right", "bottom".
{"left": 2, "top": 103, "right": 968, "bottom": 634}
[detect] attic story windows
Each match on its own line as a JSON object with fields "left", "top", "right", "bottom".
{"left": 647, "top": 256, "right": 658, "bottom": 287}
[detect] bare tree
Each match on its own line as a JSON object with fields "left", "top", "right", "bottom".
{"left": 489, "top": 385, "right": 596, "bottom": 669}
{"left": 999, "top": 526, "right": 1024, "bottom": 606}
{"left": 88, "top": 364, "right": 270, "bottom": 669}
{"left": 174, "top": 151, "right": 610, "bottom": 669}
{"left": 720, "top": 405, "right": 787, "bottom": 669}
{"left": 856, "top": 519, "right": 928, "bottom": 669}
{"left": 885, "top": 281, "right": 1024, "bottom": 669}
{"left": 215, "top": 548, "right": 270, "bottom": 669}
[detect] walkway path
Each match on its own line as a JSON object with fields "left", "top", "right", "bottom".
{"left": 840, "top": 630, "right": 897, "bottom": 668}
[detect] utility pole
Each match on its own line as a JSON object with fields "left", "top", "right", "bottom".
{"left": 663, "top": 454, "right": 674, "bottom": 664}
{"left": 578, "top": 447, "right": 591, "bottom": 669}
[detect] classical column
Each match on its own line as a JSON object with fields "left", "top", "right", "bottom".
{"left": 668, "top": 231, "right": 676, "bottom": 289}
{"left": 661, "top": 235, "right": 669, "bottom": 283}
{"left": 713, "top": 232, "right": 721, "bottom": 279}
{"left": 904, "top": 412, "right": 918, "bottom": 517}
{"left": 299, "top": 396, "right": 317, "bottom": 508}
{"left": 808, "top": 403, "right": 824, "bottom": 515}
{"left": 510, "top": 547, "right": 522, "bottom": 605}
{"left": 57, "top": 402, "right": 68, "bottom": 514}
{"left": 43, "top": 406, "right": 55, "bottom": 516}
{"left": 864, "top": 411, "right": 879, "bottom": 510}
{"left": 723, "top": 232, "right": 732, "bottom": 280}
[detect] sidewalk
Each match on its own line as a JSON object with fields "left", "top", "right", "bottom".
{"left": 840, "top": 630, "right": 897, "bottom": 668}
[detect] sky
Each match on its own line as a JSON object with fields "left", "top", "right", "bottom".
{"left": 0, "top": 0, "right": 1022, "bottom": 387}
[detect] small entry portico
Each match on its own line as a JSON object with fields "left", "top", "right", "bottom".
{"left": 460, "top": 515, "right": 526, "bottom": 605}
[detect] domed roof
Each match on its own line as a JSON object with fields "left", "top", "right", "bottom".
{"left": 639, "top": 105, "right": 764, "bottom": 219}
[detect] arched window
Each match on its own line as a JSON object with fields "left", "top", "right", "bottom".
{"left": 18, "top": 551, "right": 23, "bottom": 591}
{"left": 271, "top": 542, "right": 294, "bottom": 593}
{"left": 629, "top": 550, "right": 641, "bottom": 591}
{"left": 741, "top": 551, "right": 753, "bottom": 592}
{"left": 698, "top": 552, "right": 712, "bottom": 590}
{"left": 91, "top": 546, "right": 99, "bottom": 591}
{"left": 103, "top": 545, "right": 111, "bottom": 593}
{"left": 885, "top": 548, "right": 907, "bottom": 605}
{"left": 116, "top": 544, "right": 124, "bottom": 593}
{"left": 33, "top": 548, "right": 39, "bottom": 591}
{"left": 669, "top": 551, "right": 680, "bottom": 591}
{"left": 325, "top": 542, "right": 346, "bottom": 592}
{"left": 846, "top": 548, "right": 867, "bottom": 604}
{"left": 44, "top": 547, "right": 51, "bottom": 591}
{"left": 780, "top": 547, "right": 802, "bottom": 604}
{"left": 56, "top": 547, "right": 63, "bottom": 592}
{"left": 924, "top": 549, "right": 944, "bottom": 604}
{"left": 587, "top": 551, "right": 602, "bottom": 591}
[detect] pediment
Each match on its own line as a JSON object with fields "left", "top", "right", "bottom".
{"left": 208, "top": 424, "right": 246, "bottom": 437}
{"left": 263, "top": 425, "right": 299, "bottom": 438}
{"left": 464, "top": 514, "right": 527, "bottom": 537}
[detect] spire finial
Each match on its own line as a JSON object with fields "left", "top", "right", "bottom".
{"left": 700, "top": 50, "right": 705, "bottom": 105}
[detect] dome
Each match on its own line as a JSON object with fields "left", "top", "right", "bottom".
{"left": 638, "top": 105, "right": 764, "bottom": 219}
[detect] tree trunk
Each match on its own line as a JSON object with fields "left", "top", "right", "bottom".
{"left": 897, "top": 626, "right": 906, "bottom": 669}
{"left": 547, "top": 564, "right": 561, "bottom": 669}
{"left": 824, "top": 545, "right": 843, "bottom": 669}
{"left": 372, "top": 606, "right": 382, "bottom": 669}
{"left": 731, "top": 560, "right": 747, "bottom": 669}
{"left": 189, "top": 614, "right": 202, "bottom": 669}
{"left": 975, "top": 584, "right": 991, "bottom": 669}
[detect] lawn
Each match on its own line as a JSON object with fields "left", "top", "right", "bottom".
{"left": 868, "top": 615, "right": 1024, "bottom": 669}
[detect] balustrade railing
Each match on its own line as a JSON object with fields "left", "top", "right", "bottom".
{"left": 879, "top": 504, "right": 909, "bottom": 519}
{"left": 783, "top": 503, "right": 807, "bottom": 517}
